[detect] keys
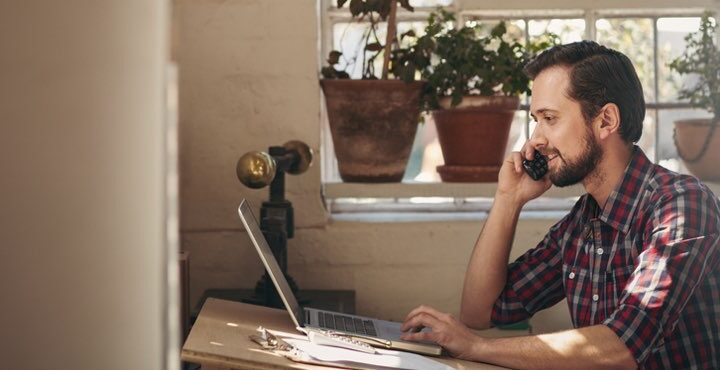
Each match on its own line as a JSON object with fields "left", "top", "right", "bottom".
{"left": 334, "top": 315, "right": 346, "bottom": 331}
{"left": 316, "top": 312, "right": 377, "bottom": 336}
{"left": 344, "top": 317, "right": 355, "bottom": 332}
{"left": 353, "top": 318, "right": 366, "bottom": 335}
{"left": 322, "top": 313, "right": 335, "bottom": 329}
{"left": 363, "top": 320, "right": 377, "bottom": 336}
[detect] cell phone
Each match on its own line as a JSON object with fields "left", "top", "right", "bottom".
{"left": 522, "top": 150, "right": 548, "bottom": 181}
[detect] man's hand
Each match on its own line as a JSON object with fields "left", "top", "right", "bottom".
{"left": 400, "top": 305, "right": 481, "bottom": 361}
{"left": 496, "top": 148, "right": 552, "bottom": 205}
{"left": 402, "top": 307, "right": 637, "bottom": 369}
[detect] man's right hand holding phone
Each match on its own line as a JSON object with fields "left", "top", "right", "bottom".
{"left": 496, "top": 146, "right": 552, "bottom": 206}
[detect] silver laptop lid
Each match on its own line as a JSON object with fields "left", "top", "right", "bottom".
{"left": 238, "top": 199, "right": 304, "bottom": 327}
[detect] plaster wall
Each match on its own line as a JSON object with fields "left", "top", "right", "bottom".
{"left": 176, "top": 0, "right": 616, "bottom": 334}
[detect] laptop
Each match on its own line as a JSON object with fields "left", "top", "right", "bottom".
{"left": 238, "top": 199, "right": 443, "bottom": 356}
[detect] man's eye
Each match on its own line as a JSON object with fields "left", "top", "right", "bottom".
{"left": 544, "top": 116, "right": 555, "bottom": 122}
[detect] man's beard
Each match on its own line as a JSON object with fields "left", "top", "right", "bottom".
{"left": 550, "top": 129, "right": 603, "bottom": 187}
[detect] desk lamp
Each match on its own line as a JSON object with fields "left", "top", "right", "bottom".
{"left": 236, "top": 140, "right": 313, "bottom": 308}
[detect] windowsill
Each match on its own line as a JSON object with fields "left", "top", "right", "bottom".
{"left": 324, "top": 181, "right": 720, "bottom": 223}
{"left": 324, "top": 181, "right": 720, "bottom": 199}
{"left": 330, "top": 210, "right": 569, "bottom": 223}
{"left": 324, "top": 182, "right": 580, "bottom": 222}
{"left": 324, "top": 182, "right": 586, "bottom": 199}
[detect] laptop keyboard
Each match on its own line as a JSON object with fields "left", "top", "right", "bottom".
{"left": 317, "top": 312, "right": 377, "bottom": 336}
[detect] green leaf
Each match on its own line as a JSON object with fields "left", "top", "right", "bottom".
{"left": 327, "top": 50, "right": 342, "bottom": 65}
{"left": 337, "top": 0, "right": 348, "bottom": 8}
{"left": 320, "top": 66, "right": 337, "bottom": 79}
{"left": 490, "top": 22, "right": 506, "bottom": 38}
{"left": 451, "top": 91, "right": 462, "bottom": 107}
{"left": 402, "top": 62, "right": 416, "bottom": 82}
{"left": 349, "top": 0, "right": 364, "bottom": 16}
{"left": 365, "top": 42, "right": 383, "bottom": 51}
{"left": 400, "top": 29, "right": 416, "bottom": 40}
{"left": 377, "top": 0, "right": 391, "bottom": 19}
{"left": 397, "top": 0, "right": 414, "bottom": 12}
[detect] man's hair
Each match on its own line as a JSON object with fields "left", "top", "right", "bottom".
{"left": 524, "top": 41, "right": 645, "bottom": 143}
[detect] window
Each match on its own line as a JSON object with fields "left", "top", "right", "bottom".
{"left": 320, "top": 0, "right": 717, "bottom": 215}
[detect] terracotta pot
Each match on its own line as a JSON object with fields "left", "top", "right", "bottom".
{"left": 674, "top": 118, "right": 720, "bottom": 181}
{"left": 321, "top": 79, "right": 423, "bottom": 182}
{"left": 432, "top": 96, "right": 519, "bottom": 182}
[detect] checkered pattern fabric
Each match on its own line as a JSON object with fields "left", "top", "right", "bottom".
{"left": 490, "top": 147, "right": 720, "bottom": 369}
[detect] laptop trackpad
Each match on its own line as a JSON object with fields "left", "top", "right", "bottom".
{"left": 377, "top": 319, "right": 432, "bottom": 342}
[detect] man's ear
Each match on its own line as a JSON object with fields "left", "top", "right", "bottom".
{"left": 596, "top": 103, "right": 621, "bottom": 140}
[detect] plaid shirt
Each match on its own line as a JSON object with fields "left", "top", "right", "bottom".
{"left": 491, "top": 147, "right": 720, "bottom": 369}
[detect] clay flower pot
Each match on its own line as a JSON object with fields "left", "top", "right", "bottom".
{"left": 674, "top": 118, "right": 720, "bottom": 181}
{"left": 432, "top": 96, "right": 519, "bottom": 182}
{"left": 321, "top": 80, "right": 424, "bottom": 183}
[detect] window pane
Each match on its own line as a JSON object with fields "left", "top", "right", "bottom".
{"left": 528, "top": 19, "right": 585, "bottom": 44}
{"left": 638, "top": 109, "right": 657, "bottom": 161}
{"left": 509, "top": 110, "right": 531, "bottom": 152}
{"left": 465, "top": 18, "right": 526, "bottom": 42}
{"left": 332, "top": 21, "right": 429, "bottom": 79}
{"left": 656, "top": 17, "right": 703, "bottom": 102}
{"left": 596, "top": 18, "right": 655, "bottom": 103}
{"left": 405, "top": 115, "right": 441, "bottom": 182}
{"left": 332, "top": 22, "right": 371, "bottom": 79}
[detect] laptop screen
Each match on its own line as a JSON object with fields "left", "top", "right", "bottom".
{"left": 237, "top": 199, "right": 304, "bottom": 327}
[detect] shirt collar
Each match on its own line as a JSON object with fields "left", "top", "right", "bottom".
{"left": 593, "top": 146, "right": 654, "bottom": 234}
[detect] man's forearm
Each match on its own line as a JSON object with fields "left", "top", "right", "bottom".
{"left": 461, "top": 195, "right": 523, "bottom": 328}
{"left": 471, "top": 325, "right": 636, "bottom": 370}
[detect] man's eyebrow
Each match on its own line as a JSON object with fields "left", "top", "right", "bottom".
{"left": 530, "top": 108, "right": 559, "bottom": 119}
{"left": 534, "top": 108, "right": 559, "bottom": 115}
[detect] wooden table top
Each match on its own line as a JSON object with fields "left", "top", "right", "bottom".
{"left": 182, "top": 298, "right": 506, "bottom": 370}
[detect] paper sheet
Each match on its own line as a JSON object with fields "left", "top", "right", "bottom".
{"left": 284, "top": 337, "right": 455, "bottom": 370}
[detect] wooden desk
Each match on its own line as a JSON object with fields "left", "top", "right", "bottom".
{"left": 182, "top": 298, "right": 506, "bottom": 370}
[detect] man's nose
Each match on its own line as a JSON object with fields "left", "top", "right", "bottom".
{"left": 527, "top": 124, "right": 548, "bottom": 150}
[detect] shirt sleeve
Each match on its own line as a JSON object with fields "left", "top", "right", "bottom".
{"left": 603, "top": 184, "right": 720, "bottom": 366}
{"left": 490, "top": 212, "right": 571, "bottom": 326}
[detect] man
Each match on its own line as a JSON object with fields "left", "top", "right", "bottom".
{"left": 401, "top": 41, "right": 720, "bottom": 369}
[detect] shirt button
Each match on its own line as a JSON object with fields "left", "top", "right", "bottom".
{"left": 597, "top": 248, "right": 604, "bottom": 255}
{"left": 568, "top": 272, "right": 575, "bottom": 279}
{"left": 592, "top": 294, "right": 599, "bottom": 302}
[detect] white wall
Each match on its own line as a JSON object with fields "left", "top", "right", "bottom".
{"left": 0, "top": 1, "right": 174, "bottom": 369}
{"left": 176, "top": 0, "right": 576, "bottom": 334}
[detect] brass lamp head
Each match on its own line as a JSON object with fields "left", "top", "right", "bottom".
{"left": 236, "top": 151, "right": 276, "bottom": 189}
{"left": 282, "top": 140, "right": 313, "bottom": 175}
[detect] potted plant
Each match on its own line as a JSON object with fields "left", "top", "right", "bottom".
{"left": 320, "top": 0, "right": 432, "bottom": 182}
{"left": 418, "top": 10, "right": 556, "bottom": 182}
{"left": 668, "top": 12, "right": 720, "bottom": 181}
